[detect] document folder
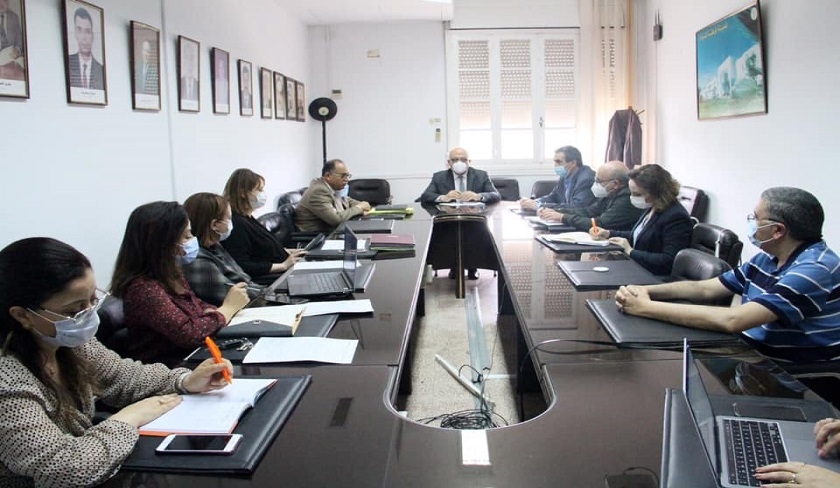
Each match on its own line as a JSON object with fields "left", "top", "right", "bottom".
{"left": 535, "top": 235, "right": 622, "bottom": 253}
{"left": 217, "top": 313, "right": 338, "bottom": 339}
{"left": 122, "top": 375, "right": 311, "bottom": 475}
{"left": 556, "top": 260, "right": 662, "bottom": 291}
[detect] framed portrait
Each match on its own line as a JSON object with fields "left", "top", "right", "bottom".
{"left": 0, "top": 0, "right": 29, "bottom": 98}
{"left": 259, "top": 67, "right": 272, "bottom": 119}
{"left": 238, "top": 59, "right": 253, "bottom": 116}
{"left": 129, "top": 21, "right": 160, "bottom": 111}
{"left": 696, "top": 1, "right": 767, "bottom": 120}
{"left": 211, "top": 47, "right": 229, "bottom": 114}
{"left": 285, "top": 76, "right": 296, "bottom": 120}
{"left": 295, "top": 81, "right": 306, "bottom": 122}
{"left": 177, "top": 35, "right": 199, "bottom": 112}
{"left": 273, "top": 71, "right": 286, "bottom": 120}
{"left": 62, "top": 0, "right": 107, "bottom": 105}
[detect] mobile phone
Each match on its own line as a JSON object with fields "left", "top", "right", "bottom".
{"left": 302, "top": 233, "right": 326, "bottom": 251}
{"left": 155, "top": 434, "right": 242, "bottom": 455}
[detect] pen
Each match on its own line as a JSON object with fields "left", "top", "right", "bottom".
{"left": 591, "top": 218, "right": 600, "bottom": 234}
{"left": 291, "top": 307, "right": 306, "bottom": 335}
{"left": 204, "top": 336, "right": 233, "bottom": 384}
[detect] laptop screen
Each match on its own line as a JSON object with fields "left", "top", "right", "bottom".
{"left": 683, "top": 341, "right": 720, "bottom": 474}
{"left": 343, "top": 228, "right": 358, "bottom": 287}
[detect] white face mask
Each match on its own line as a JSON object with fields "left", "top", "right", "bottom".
{"left": 451, "top": 161, "right": 468, "bottom": 175}
{"left": 591, "top": 182, "right": 609, "bottom": 199}
{"left": 249, "top": 191, "right": 267, "bottom": 210}
{"left": 630, "top": 195, "right": 652, "bottom": 209}
{"left": 216, "top": 220, "right": 233, "bottom": 241}
{"left": 28, "top": 307, "right": 101, "bottom": 348}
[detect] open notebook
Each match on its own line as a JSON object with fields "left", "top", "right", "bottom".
{"left": 540, "top": 231, "right": 612, "bottom": 246}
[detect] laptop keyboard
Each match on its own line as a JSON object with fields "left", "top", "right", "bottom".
{"left": 309, "top": 272, "right": 348, "bottom": 293}
{"left": 722, "top": 418, "right": 787, "bottom": 487}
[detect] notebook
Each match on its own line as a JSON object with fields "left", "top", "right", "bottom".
{"left": 535, "top": 235, "right": 623, "bottom": 253}
{"left": 682, "top": 342, "right": 840, "bottom": 487}
{"left": 341, "top": 219, "right": 395, "bottom": 233}
{"left": 369, "top": 233, "right": 415, "bottom": 250}
{"left": 586, "top": 298, "right": 740, "bottom": 348}
{"left": 525, "top": 216, "right": 576, "bottom": 233}
{"left": 556, "top": 259, "right": 662, "bottom": 290}
{"left": 287, "top": 228, "right": 375, "bottom": 297}
{"left": 216, "top": 313, "right": 338, "bottom": 338}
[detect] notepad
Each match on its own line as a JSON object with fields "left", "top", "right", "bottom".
{"left": 242, "top": 337, "right": 358, "bottom": 364}
{"left": 139, "top": 378, "right": 277, "bottom": 436}
{"left": 321, "top": 239, "right": 368, "bottom": 251}
{"left": 541, "top": 231, "right": 612, "bottom": 246}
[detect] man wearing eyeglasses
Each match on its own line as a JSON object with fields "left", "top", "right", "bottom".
{"left": 295, "top": 159, "right": 371, "bottom": 232}
{"left": 537, "top": 160, "right": 643, "bottom": 231}
{"left": 615, "top": 187, "right": 840, "bottom": 363}
{"left": 418, "top": 147, "right": 501, "bottom": 205}
{"left": 519, "top": 146, "right": 596, "bottom": 211}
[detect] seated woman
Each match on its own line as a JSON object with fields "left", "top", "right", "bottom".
{"left": 183, "top": 192, "right": 264, "bottom": 306}
{"left": 0, "top": 237, "right": 232, "bottom": 487}
{"left": 591, "top": 164, "right": 692, "bottom": 275}
{"left": 222, "top": 168, "right": 302, "bottom": 285}
{"left": 110, "top": 201, "right": 249, "bottom": 366}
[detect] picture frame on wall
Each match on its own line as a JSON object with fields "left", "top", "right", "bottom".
{"left": 285, "top": 76, "right": 296, "bottom": 120}
{"left": 177, "top": 35, "right": 199, "bottom": 112}
{"left": 238, "top": 59, "right": 253, "bottom": 116}
{"left": 295, "top": 81, "right": 306, "bottom": 122}
{"left": 0, "top": 0, "right": 29, "bottom": 98}
{"left": 259, "top": 67, "right": 272, "bottom": 119}
{"left": 273, "top": 71, "right": 285, "bottom": 120}
{"left": 696, "top": 1, "right": 767, "bottom": 120}
{"left": 62, "top": 0, "right": 107, "bottom": 105}
{"left": 211, "top": 47, "right": 229, "bottom": 114}
{"left": 129, "top": 21, "right": 160, "bottom": 111}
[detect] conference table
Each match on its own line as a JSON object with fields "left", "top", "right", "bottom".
{"left": 108, "top": 202, "right": 832, "bottom": 487}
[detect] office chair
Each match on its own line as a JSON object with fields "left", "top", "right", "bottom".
{"left": 670, "top": 248, "right": 731, "bottom": 282}
{"left": 348, "top": 179, "right": 391, "bottom": 206}
{"left": 96, "top": 296, "right": 131, "bottom": 358}
{"left": 690, "top": 222, "right": 743, "bottom": 269}
{"left": 530, "top": 180, "right": 557, "bottom": 199}
{"left": 678, "top": 185, "right": 709, "bottom": 224}
{"left": 491, "top": 178, "right": 521, "bottom": 201}
{"left": 257, "top": 203, "right": 320, "bottom": 248}
{"left": 276, "top": 189, "right": 304, "bottom": 210}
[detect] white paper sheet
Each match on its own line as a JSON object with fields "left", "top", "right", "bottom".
{"left": 243, "top": 337, "right": 358, "bottom": 364}
{"left": 294, "top": 260, "right": 360, "bottom": 270}
{"left": 321, "top": 239, "right": 368, "bottom": 251}
{"left": 437, "top": 201, "right": 485, "bottom": 207}
{"left": 228, "top": 299, "right": 373, "bottom": 326}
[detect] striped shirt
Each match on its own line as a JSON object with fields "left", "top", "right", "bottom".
{"left": 719, "top": 240, "right": 840, "bottom": 362}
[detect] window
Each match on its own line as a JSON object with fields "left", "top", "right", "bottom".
{"left": 446, "top": 29, "right": 580, "bottom": 170}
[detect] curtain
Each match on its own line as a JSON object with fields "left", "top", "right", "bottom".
{"left": 579, "top": 0, "right": 633, "bottom": 168}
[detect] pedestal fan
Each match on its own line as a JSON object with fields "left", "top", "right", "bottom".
{"left": 308, "top": 97, "right": 338, "bottom": 165}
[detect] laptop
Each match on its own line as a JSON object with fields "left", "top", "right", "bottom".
{"left": 286, "top": 228, "right": 375, "bottom": 297}
{"left": 682, "top": 341, "right": 840, "bottom": 487}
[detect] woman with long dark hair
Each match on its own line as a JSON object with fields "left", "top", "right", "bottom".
{"left": 110, "top": 201, "right": 249, "bottom": 366}
{"left": 0, "top": 237, "right": 232, "bottom": 486}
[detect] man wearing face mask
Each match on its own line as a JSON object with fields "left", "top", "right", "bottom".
{"left": 537, "top": 161, "right": 643, "bottom": 231}
{"left": 296, "top": 159, "right": 372, "bottom": 232}
{"left": 519, "top": 146, "right": 596, "bottom": 211}
{"left": 418, "top": 147, "right": 501, "bottom": 205}
{"left": 615, "top": 187, "right": 840, "bottom": 363}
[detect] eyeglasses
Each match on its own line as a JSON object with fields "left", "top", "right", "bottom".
{"left": 332, "top": 172, "right": 352, "bottom": 180}
{"left": 449, "top": 158, "right": 468, "bottom": 163}
{"left": 37, "top": 288, "right": 109, "bottom": 321}
{"left": 553, "top": 159, "right": 570, "bottom": 166}
{"left": 747, "top": 213, "right": 779, "bottom": 225}
{"left": 595, "top": 178, "right": 616, "bottom": 185}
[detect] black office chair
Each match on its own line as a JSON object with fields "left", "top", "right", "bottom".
{"left": 678, "top": 185, "right": 709, "bottom": 224}
{"left": 530, "top": 180, "right": 557, "bottom": 199}
{"left": 96, "top": 296, "right": 130, "bottom": 358}
{"left": 780, "top": 362, "right": 840, "bottom": 411}
{"left": 276, "top": 190, "right": 304, "bottom": 210}
{"left": 491, "top": 178, "right": 520, "bottom": 201}
{"left": 257, "top": 203, "right": 319, "bottom": 248}
{"left": 690, "top": 222, "right": 743, "bottom": 269}
{"left": 348, "top": 179, "right": 391, "bottom": 206}
{"left": 670, "top": 248, "right": 731, "bottom": 282}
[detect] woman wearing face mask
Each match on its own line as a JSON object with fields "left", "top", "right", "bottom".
{"left": 111, "top": 202, "right": 249, "bottom": 366}
{"left": 0, "top": 237, "right": 233, "bottom": 487}
{"left": 222, "top": 168, "right": 302, "bottom": 285}
{"left": 182, "top": 192, "right": 264, "bottom": 306}
{"left": 590, "top": 164, "right": 693, "bottom": 275}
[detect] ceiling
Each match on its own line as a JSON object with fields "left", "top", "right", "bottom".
{"left": 271, "top": 0, "right": 453, "bottom": 25}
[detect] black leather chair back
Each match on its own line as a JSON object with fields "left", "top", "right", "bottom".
{"left": 678, "top": 186, "right": 709, "bottom": 223}
{"left": 348, "top": 179, "right": 391, "bottom": 206}
{"left": 690, "top": 222, "right": 743, "bottom": 269}
{"left": 96, "top": 296, "right": 130, "bottom": 357}
{"left": 531, "top": 180, "right": 557, "bottom": 199}
{"left": 257, "top": 204, "right": 297, "bottom": 248}
{"left": 491, "top": 178, "right": 520, "bottom": 201}
{"left": 276, "top": 190, "right": 304, "bottom": 209}
{"left": 670, "top": 248, "right": 731, "bottom": 282}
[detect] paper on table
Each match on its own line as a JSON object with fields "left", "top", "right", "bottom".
{"left": 542, "top": 231, "right": 611, "bottom": 246}
{"left": 242, "top": 337, "right": 358, "bottom": 364}
{"left": 300, "top": 299, "right": 374, "bottom": 315}
{"left": 437, "top": 201, "right": 485, "bottom": 207}
{"left": 526, "top": 216, "right": 572, "bottom": 228}
{"left": 228, "top": 299, "right": 372, "bottom": 326}
{"left": 294, "top": 260, "right": 360, "bottom": 270}
{"left": 321, "top": 239, "right": 368, "bottom": 251}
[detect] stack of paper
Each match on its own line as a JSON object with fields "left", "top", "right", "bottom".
{"left": 243, "top": 337, "right": 358, "bottom": 364}
{"left": 542, "top": 231, "right": 612, "bottom": 246}
{"left": 369, "top": 234, "right": 415, "bottom": 250}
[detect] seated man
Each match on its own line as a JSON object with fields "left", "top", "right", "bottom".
{"left": 615, "top": 187, "right": 840, "bottom": 363}
{"left": 296, "top": 159, "right": 371, "bottom": 232}
{"left": 418, "top": 147, "right": 501, "bottom": 205}
{"left": 539, "top": 160, "right": 643, "bottom": 231}
{"left": 520, "top": 145, "right": 595, "bottom": 211}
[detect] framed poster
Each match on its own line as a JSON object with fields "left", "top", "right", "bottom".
{"left": 273, "top": 71, "right": 285, "bottom": 120}
{"left": 238, "top": 59, "right": 253, "bottom": 116}
{"left": 0, "top": 0, "right": 29, "bottom": 98}
{"left": 295, "top": 81, "right": 306, "bottom": 122}
{"left": 259, "top": 67, "right": 272, "bottom": 119}
{"left": 211, "top": 47, "right": 229, "bottom": 114}
{"left": 177, "top": 35, "right": 199, "bottom": 112}
{"left": 285, "top": 76, "right": 296, "bottom": 120}
{"left": 62, "top": 0, "right": 107, "bottom": 105}
{"left": 130, "top": 21, "right": 160, "bottom": 111}
{"left": 696, "top": 2, "right": 766, "bottom": 120}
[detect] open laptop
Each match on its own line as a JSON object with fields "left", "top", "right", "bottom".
{"left": 286, "top": 228, "right": 375, "bottom": 297}
{"left": 682, "top": 341, "right": 840, "bottom": 487}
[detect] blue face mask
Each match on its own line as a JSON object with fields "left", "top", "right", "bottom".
{"left": 747, "top": 220, "right": 776, "bottom": 248}
{"left": 179, "top": 236, "right": 200, "bottom": 265}
{"left": 28, "top": 307, "right": 101, "bottom": 348}
{"left": 554, "top": 165, "right": 568, "bottom": 179}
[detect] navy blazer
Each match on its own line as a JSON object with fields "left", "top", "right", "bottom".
{"left": 611, "top": 200, "right": 693, "bottom": 276}
{"left": 537, "top": 165, "right": 596, "bottom": 210}
{"left": 419, "top": 168, "right": 501, "bottom": 204}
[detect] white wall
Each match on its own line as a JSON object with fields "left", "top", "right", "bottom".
{"left": 2, "top": 0, "right": 311, "bottom": 285}
{"left": 637, "top": 0, "right": 840, "bottom": 256}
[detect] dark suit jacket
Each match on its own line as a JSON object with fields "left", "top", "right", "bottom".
{"left": 561, "top": 186, "right": 644, "bottom": 232}
{"left": 68, "top": 53, "right": 104, "bottom": 90}
{"left": 611, "top": 200, "right": 693, "bottom": 276}
{"left": 537, "top": 165, "right": 596, "bottom": 210}
{"left": 0, "top": 9, "right": 23, "bottom": 52}
{"left": 419, "top": 168, "right": 501, "bottom": 204}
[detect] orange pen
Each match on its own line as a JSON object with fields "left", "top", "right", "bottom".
{"left": 591, "top": 218, "right": 600, "bottom": 234}
{"left": 204, "top": 337, "right": 233, "bottom": 384}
